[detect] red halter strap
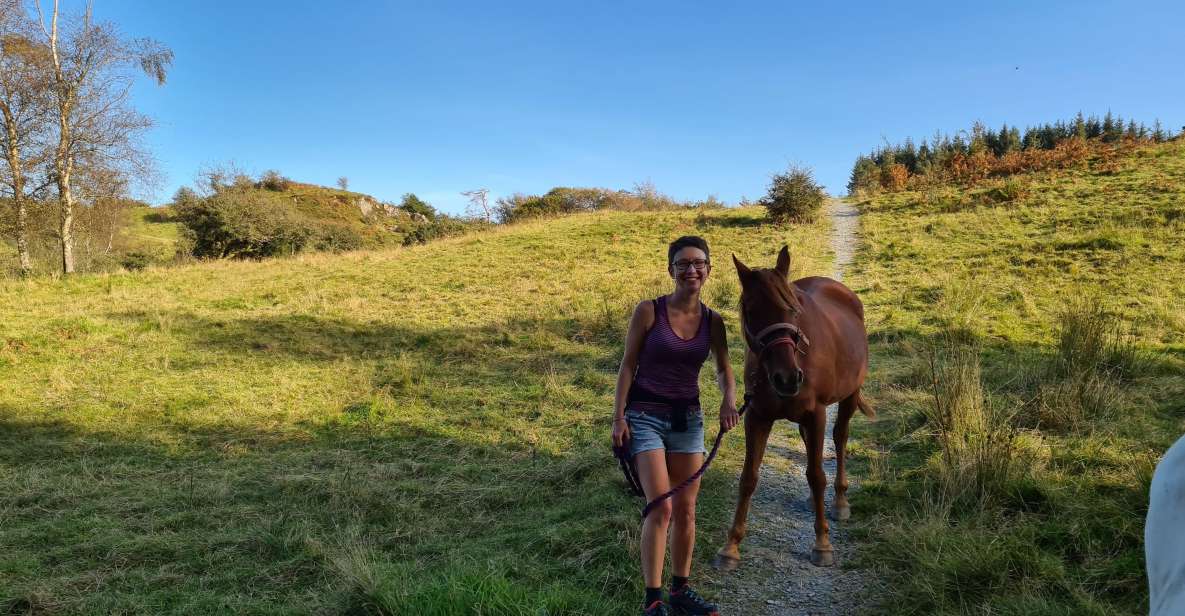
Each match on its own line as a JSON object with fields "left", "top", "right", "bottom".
{"left": 744, "top": 321, "right": 810, "bottom": 358}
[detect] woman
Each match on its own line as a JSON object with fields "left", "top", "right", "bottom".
{"left": 612, "top": 235, "right": 739, "bottom": 616}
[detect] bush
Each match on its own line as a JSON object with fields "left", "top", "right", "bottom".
{"left": 257, "top": 170, "right": 293, "bottom": 192}
{"left": 174, "top": 190, "right": 313, "bottom": 259}
{"left": 631, "top": 181, "right": 680, "bottom": 210}
{"left": 309, "top": 221, "right": 364, "bottom": 252}
{"left": 493, "top": 193, "right": 534, "bottom": 224}
{"left": 397, "top": 193, "right": 436, "bottom": 221}
{"left": 982, "top": 178, "right": 1029, "bottom": 204}
{"left": 760, "top": 165, "right": 826, "bottom": 223}
{"left": 692, "top": 194, "right": 727, "bottom": 209}
{"left": 120, "top": 251, "right": 151, "bottom": 271}
{"left": 495, "top": 187, "right": 631, "bottom": 223}
{"left": 398, "top": 211, "right": 470, "bottom": 246}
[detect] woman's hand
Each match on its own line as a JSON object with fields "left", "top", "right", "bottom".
{"left": 719, "top": 401, "right": 739, "bottom": 433}
{"left": 612, "top": 416, "right": 631, "bottom": 448}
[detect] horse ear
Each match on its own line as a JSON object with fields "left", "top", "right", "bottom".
{"left": 732, "top": 254, "right": 752, "bottom": 282}
{"left": 775, "top": 245, "right": 791, "bottom": 278}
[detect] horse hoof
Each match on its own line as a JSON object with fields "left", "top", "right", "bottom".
{"left": 833, "top": 504, "right": 851, "bottom": 521}
{"left": 712, "top": 553, "right": 740, "bottom": 571}
{"left": 810, "top": 548, "right": 835, "bottom": 567}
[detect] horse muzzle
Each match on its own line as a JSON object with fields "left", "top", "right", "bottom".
{"left": 770, "top": 368, "right": 804, "bottom": 398}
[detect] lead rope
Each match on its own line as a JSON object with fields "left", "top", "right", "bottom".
{"left": 632, "top": 393, "right": 752, "bottom": 519}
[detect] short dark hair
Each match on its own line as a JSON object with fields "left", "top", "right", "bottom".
{"left": 668, "top": 235, "right": 710, "bottom": 264}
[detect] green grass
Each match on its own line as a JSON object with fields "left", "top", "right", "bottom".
{"left": 123, "top": 206, "right": 183, "bottom": 262}
{"left": 0, "top": 207, "right": 832, "bottom": 614}
{"left": 847, "top": 140, "right": 1185, "bottom": 614}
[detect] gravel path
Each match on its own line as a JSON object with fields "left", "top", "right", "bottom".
{"left": 700, "top": 199, "right": 872, "bottom": 615}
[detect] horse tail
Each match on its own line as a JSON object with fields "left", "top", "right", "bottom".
{"left": 855, "top": 390, "right": 876, "bottom": 420}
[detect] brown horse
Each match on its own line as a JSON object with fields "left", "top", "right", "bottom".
{"left": 714, "top": 246, "right": 873, "bottom": 569}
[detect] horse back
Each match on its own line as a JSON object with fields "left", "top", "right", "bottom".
{"left": 794, "top": 276, "right": 864, "bottom": 323}
{"left": 794, "top": 276, "right": 869, "bottom": 405}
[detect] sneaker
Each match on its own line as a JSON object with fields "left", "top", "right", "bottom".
{"left": 642, "top": 600, "right": 670, "bottom": 616}
{"left": 668, "top": 586, "right": 720, "bottom": 615}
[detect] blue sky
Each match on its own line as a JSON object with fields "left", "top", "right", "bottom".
{"left": 97, "top": 1, "right": 1185, "bottom": 214}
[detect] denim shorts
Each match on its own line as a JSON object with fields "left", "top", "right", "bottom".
{"left": 625, "top": 408, "right": 707, "bottom": 457}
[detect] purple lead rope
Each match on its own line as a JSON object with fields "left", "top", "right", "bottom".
{"left": 613, "top": 394, "right": 751, "bottom": 519}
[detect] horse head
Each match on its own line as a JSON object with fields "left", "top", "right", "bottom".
{"left": 733, "top": 245, "right": 810, "bottom": 398}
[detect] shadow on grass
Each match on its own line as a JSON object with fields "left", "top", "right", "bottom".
{"left": 0, "top": 401, "right": 635, "bottom": 614}
{"left": 141, "top": 209, "right": 176, "bottom": 224}
{"left": 107, "top": 309, "right": 621, "bottom": 370}
{"left": 694, "top": 212, "right": 766, "bottom": 229}
{"left": 0, "top": 304, "right": 759, "bottom": 613}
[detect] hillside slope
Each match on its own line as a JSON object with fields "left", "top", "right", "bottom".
{"left": 0, "top": 182, "right": 448, "bottom": 276}
{"left": 0, "top": 207, "right": 832, "bottom": 614}
{"left": 849, "top": 139, "right": 1185, "bottom": 614}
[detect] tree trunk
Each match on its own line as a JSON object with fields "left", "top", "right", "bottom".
{"left": 57, "top": 107, "right": 74, "bottom": 274}
{"left": 3, "top": 121, "right": 33, "bottom": 277}
{"left": 14, "top": 192, "right": 31, "bottom": 277}
{"left": 59, "top": 173, "right": 74, "bottom": 274}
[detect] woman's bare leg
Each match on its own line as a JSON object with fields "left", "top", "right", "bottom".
{"left": 635, "top": 448, "right": 672, "bottom": 588}
{"left": 667, "top": 451, "right": 704, "bottom": 577}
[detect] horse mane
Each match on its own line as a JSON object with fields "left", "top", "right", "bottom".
{"left": 745, "top": 268, "right": 804, "bottom": 315}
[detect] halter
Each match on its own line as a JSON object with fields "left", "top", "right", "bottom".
{"left": 743, "top": 321, "right": 810, "bottom": 359}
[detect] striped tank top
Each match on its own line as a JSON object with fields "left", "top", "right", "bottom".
{"left": 629, "top": 295, "right": 713, "bottom": 414}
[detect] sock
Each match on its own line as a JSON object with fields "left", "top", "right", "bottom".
{"left": 671, "top": 575, "right": 689, "bottom": 592}
{"left": 644, "top": 587, "right": 663, "bottom": 606}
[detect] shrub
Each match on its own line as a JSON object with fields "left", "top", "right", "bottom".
{"left": 397, "top": 193, "right": 436, "bottom": 221}
{"left": 174, "top": 190, "right": 313, "bottom": 259}
{"left": 309, "top": 221, "right": 364, "bottom": 252}
{"left": 495, "top": 187, "right": 631, "bottom": 223}
{"left": 398, "top": 211, "right": 469, "bottom": 246}
{"left": 257, "top": 170, "right": 293, "bottom": 192}
{"left": 493, "top": 193, "right": 534, "bottom": 224}
{"left": 692, "top": 194, "right": 727, "bottom": 209}
{"left": 982, "top": 178, "right": 1028, "bottom": 204}
{"left": 120, "top": 251, "right": 151, "bottom": 271}
{"left": 760, "top": 164, "right": 826, "bottom": 223}
{"left": 631, "top": 181, "right": 680, "bottom": 210}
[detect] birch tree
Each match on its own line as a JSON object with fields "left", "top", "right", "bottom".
{"left": 36, "top": 0, "right": 171, "bottom": 273}
{"left": 461, "top": 188, "right": 490, "bottom": 222}
{"left": 0, "top": 0, "right": 51, "bottom": 276}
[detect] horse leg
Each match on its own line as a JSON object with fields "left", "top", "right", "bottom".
{"left": 800, "top": 412, "right": 834, "bottom": 566}
{"left": 832, "top": 395, "right": 859, "bottom": 522}
{"left": 713, "top": 413, "right": 773, "bottom": 571}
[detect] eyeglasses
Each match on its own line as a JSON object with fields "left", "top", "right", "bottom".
{"left": 672, "top": 259, "right": 710, "bottom": 272}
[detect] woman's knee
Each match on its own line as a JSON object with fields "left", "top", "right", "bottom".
{"left": 647, "top": 499, "right": 674, "bottom": 526}
{"left": 672, "top": 499, "right": 697, "bottom": 527}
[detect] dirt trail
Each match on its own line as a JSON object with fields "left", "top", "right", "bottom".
{"left": 701, "top": 199, "right": 871, "bottom": 615}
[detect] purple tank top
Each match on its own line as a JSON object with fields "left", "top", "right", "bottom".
{"left": 631, "top": 296, "right": 713, "bottom": 410}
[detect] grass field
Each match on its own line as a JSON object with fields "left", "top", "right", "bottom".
{"left": 848, "top": 140, "right": 1185, "bottom": 614}
{"left": 5, "top": 140, "right": 1180, "bottom": 614}
{"left": 0, "top": 207, "right": 833, "bottom": 614}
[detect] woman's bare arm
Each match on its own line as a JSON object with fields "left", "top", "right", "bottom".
{"left": 711, "top": 311, "right": 739, "bottom": 431}
{"left": 612, "top": 301, "right": 654, "bottom": 446}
